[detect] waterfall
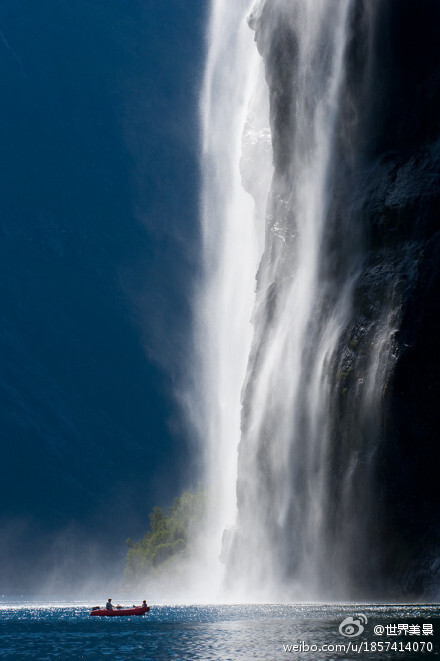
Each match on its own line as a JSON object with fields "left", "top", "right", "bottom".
{"left": 196, "top": 0, "right": 270, "bottom": 595}
{"left": 224, "top": 0, "right": 360, "bottom": 601}
{"left": 197, "top": 0, "right": 408, "bottom": 601}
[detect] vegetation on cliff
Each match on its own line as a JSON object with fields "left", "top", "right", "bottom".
{"left": 124, "top": 489, "right": 205, "bottom": 583}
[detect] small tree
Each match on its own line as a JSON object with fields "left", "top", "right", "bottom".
{"left": 124, "top": 489, "right": 205, "bottom": 583}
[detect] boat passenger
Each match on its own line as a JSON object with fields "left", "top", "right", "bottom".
{"left": 105, "top": 598, "right": 114, "bottom": 610}
{"left": 142, "top": 600, "right": 147, "bottom": 608}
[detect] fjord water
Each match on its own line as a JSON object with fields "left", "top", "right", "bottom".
{"left": 2, "top": 600, "right": 439, "bottom": 659}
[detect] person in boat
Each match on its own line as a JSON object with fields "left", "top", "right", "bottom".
{"left": 105, "top": 598, "right": 114, "bottom": 610}
{"left": 142, "top": 600, "right": 147, "bottom": 608}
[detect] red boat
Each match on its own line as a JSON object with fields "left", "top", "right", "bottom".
{"left": 90, "top": 606, "right": 150, "bottom": 617}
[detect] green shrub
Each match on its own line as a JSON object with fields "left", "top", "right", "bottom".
{"left": 124, "top": 489, "right": 205, "bottom": 583}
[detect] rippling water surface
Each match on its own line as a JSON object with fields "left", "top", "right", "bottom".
{"left": 1, "top": 601, "right": 439, "bottom": 659}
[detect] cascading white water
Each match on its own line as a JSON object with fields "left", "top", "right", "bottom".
{"left": 197, "top": 0, "right": 354, "bottom": 599}
{"left": 223, "top": 0, "right": 356, "bottom": 600}
{"left": 196, "top": 0, "right": 402, "bottom": 601}
{"left": 195, "top": 0, "right": 271, "bottom": 596}
{"left": 188, "top": 0, "right": 440, "bottom": 603}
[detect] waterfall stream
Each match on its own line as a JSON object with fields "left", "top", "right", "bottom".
{"left": 197, "top": 0, "right": 402, "bottom": 600}
{"left": 196, "top": 0, "right": 270, "bottom": 596}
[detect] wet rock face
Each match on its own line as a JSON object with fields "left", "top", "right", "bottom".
{"left": 239, "top": 0, "right": 440, "bottom": 597}
{"left": 347, "top": 0, "right": 440, "bottom": 595}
